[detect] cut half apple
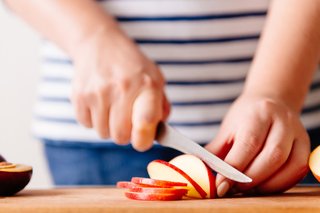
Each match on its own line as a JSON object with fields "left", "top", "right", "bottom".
{"left": 169, "top": 154, "right": 216, "bottom": 198}
{"left": 0, "top": 162, "right": 33, "bottom": 196}
{"left": 309, "top": 145, "right": 320, "bottom": 182}
{"left": 147, "top": 160, "right": 207, "bottom": 198}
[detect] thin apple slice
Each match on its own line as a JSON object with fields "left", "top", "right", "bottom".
{"left": 169, "top": 154, "right": 216, "bottom": 198}
{"left": 125, "top": 191, "right": 184, "bottom": 201}
{"left": 309, "top": 145, "right": 320, "bottom": 182}
{"left": 117, "top": 181, "right": 137, "bottom": 189}
{"left": 147, "top": 160, "right": 207, "bottom": 198}
{"left": 129, "top": 187, "right": 188, "bottom": 196}
{"left": 131, "top": 177, "right": 187, "bottom": 187}
{"left": 117, "top": 181, "right": 164, "bottom": 189}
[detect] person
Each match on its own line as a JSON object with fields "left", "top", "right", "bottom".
{"left": 5, "top": 0, "right": 320, "bottom": 197}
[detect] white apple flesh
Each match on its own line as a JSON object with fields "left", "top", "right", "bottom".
{"left": 309, "top": 145, "right": 320, "bottom": 182}
{"left": 169, "top": 154, "right": 216, "bottom": 198}
{"left": 147, "top": 160, "right": 207, "bottom": 198}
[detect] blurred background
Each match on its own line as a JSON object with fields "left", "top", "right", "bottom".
{"left": 0, "top": 5, "right": 51, "bottom": 188}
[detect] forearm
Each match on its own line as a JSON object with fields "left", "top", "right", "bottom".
{"left": 5, "top": 0, "right": 122, "bottom": 58}
{"left": 244, "top": 0, "right": 320, "bottom": 113}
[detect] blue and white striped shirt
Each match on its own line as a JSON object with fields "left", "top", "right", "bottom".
{"left": 33, "top": 0, "right": 320, "bottom": 144}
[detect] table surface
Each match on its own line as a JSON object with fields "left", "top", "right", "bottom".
{"left": 1, "top": 186, "right": 320, "bottom": 213}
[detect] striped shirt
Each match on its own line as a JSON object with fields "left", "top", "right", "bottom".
{"left": 33, "top": 0, "right": 320, "bottom": 144}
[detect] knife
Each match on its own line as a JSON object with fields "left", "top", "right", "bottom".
{"left": 155, "top": 122, "right": 252, "bottom": 183}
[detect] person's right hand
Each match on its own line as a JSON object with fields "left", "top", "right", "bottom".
{"left": 70, "top": 27, "right": 170, "bottom": 151}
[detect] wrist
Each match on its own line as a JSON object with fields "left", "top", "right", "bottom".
{"left": 241, "top": 86, "right": 304, "bottom": 113}
{"left": 68, "top": 18, "right": 123, "bottom": 59}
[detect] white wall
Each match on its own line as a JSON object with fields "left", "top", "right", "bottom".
{"left": 0, "top": 5, "right": 52, "bottom": 188}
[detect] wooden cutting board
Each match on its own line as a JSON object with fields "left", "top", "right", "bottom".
{"left": 1, "top": 186, "right": 320, "bottom": 213}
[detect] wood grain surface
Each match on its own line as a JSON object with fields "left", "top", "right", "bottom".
{"left": 1, "top": 186, "right": 320, "bottom": 213}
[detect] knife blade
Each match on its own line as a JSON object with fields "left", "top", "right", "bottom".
{"left": 155, "top": 122, "right": 252, "bottom": 183}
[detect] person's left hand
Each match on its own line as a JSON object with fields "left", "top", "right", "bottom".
{"left": 205, "top": 93, "right": 310, "bottom": 197}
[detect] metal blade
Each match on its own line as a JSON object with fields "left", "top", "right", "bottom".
{"left": 156, "top": 122, "right": 252, "bottom": 183}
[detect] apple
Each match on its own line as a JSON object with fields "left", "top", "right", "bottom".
{"left": 0, "top": 162, "right": 33, "bottom": 196}
{"left": 125, "top": 191, "right": 184, "bottom": 201}
{"left": 309, "top": 145, "right": 320, "bottom": 182}
{"left": 131, "top": 177, "right": 188, "bottom": 187}
{"left": 169, "top": 154, "right": 216, "bottom": 198}
{"left": 147, "top": 160, "right": 207, "bottom": 198}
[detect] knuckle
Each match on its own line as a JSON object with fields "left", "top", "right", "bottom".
{"left": 144, "top": 113, "right": 160, "bottom": 125}
{"left": 284, "top": 111, "right": 295, "bottom": 124}
{"left": 116, "top": 76, "right": 132, "bottom": 93}
{"left": 94, "top": 82, "right": 111, "bottom": 98}
{"left": 268, "top": 146, "right": 287, "bottom": 166}
{"left": 238, "top": 135, "right": 260, "bottom": 155}
{"left": 71, "top": 89, "right": 85, "bottom": 104}
{"left": 142, "top": 74, "right": 160, "bottom": 89}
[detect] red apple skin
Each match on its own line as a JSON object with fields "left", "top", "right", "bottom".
{"left": 125, "top": 191, "right": 184, "bottom": 201}
{"left": 131, "top": 177, "right": 188, "bottom": 187}
{"left": 149, "top": 160, "right": 207, "bottom": 199}
{"left": 0, "top": 169, "right": 32, "bottom": 196}
{"left": 204, "top": 164, "right": 216, "bottom": 199}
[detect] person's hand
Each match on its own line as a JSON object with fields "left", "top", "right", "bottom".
{"left": 70, "top": 28, "right": 170, "bottom": 151}
{"left": 205, "top": 93, "right": 310, "bottom": 197}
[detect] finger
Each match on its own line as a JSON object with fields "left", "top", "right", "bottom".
{"left": 215, "top": 114, "right": 272, "bottom": 197}
{"left": 235, "top": 118, "right": 294, "bottom": 192}
{"left": 109, "top": 94, "right": 133, "bottom": 145}
{"left": 91, "top": 103, "right": 110, "bottom": 139}
{"left": 205, "top": 127, "right": 233, "bottom": 160}
{"left": 90, "top": 91, "right": 111, "bottom": 139}
{"left": 131, "top": 88, "right": 162, "bottom": 152}
{"left": 72, "top": 95, "right": 93, "bottom": 128}
{"left": 255, "top": 130, "right": 310, "bottom": 194}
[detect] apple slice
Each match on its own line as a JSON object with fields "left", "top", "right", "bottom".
{"left": 117, "top": 181, "right": 142, "bottom": 189}
{"left": 116, "top": 181, "right": 168, "bottom": 189}
{"left": 125, "top": 191, "right": 184, "bottom": 201}
{"left": 147, "top": 160, "right": 207, "bottom": 198}
{"left": 131, "top": 177, "right": 187, "bottom": 188}
{"left": 309, "top": 145, "right": 320, "bottom": 182}
{"left": 129, "top": 186, "right": 188, "bottom": 196}
{"left": 169, "top": 154, "right": 216, "bottom": 198}
{"left": 117, "top": 181, "right": 139, "bottom": 189}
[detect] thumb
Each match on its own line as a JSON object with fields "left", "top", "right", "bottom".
{"left": 131, "top": 89, "right": 162, "bottom": 152}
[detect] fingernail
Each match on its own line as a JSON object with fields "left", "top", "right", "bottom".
{"left": 215, "top": 174, "right": 225, "bottom": 186}
{"left": 217, "top": 181, "right": 230, "bottom": 197}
